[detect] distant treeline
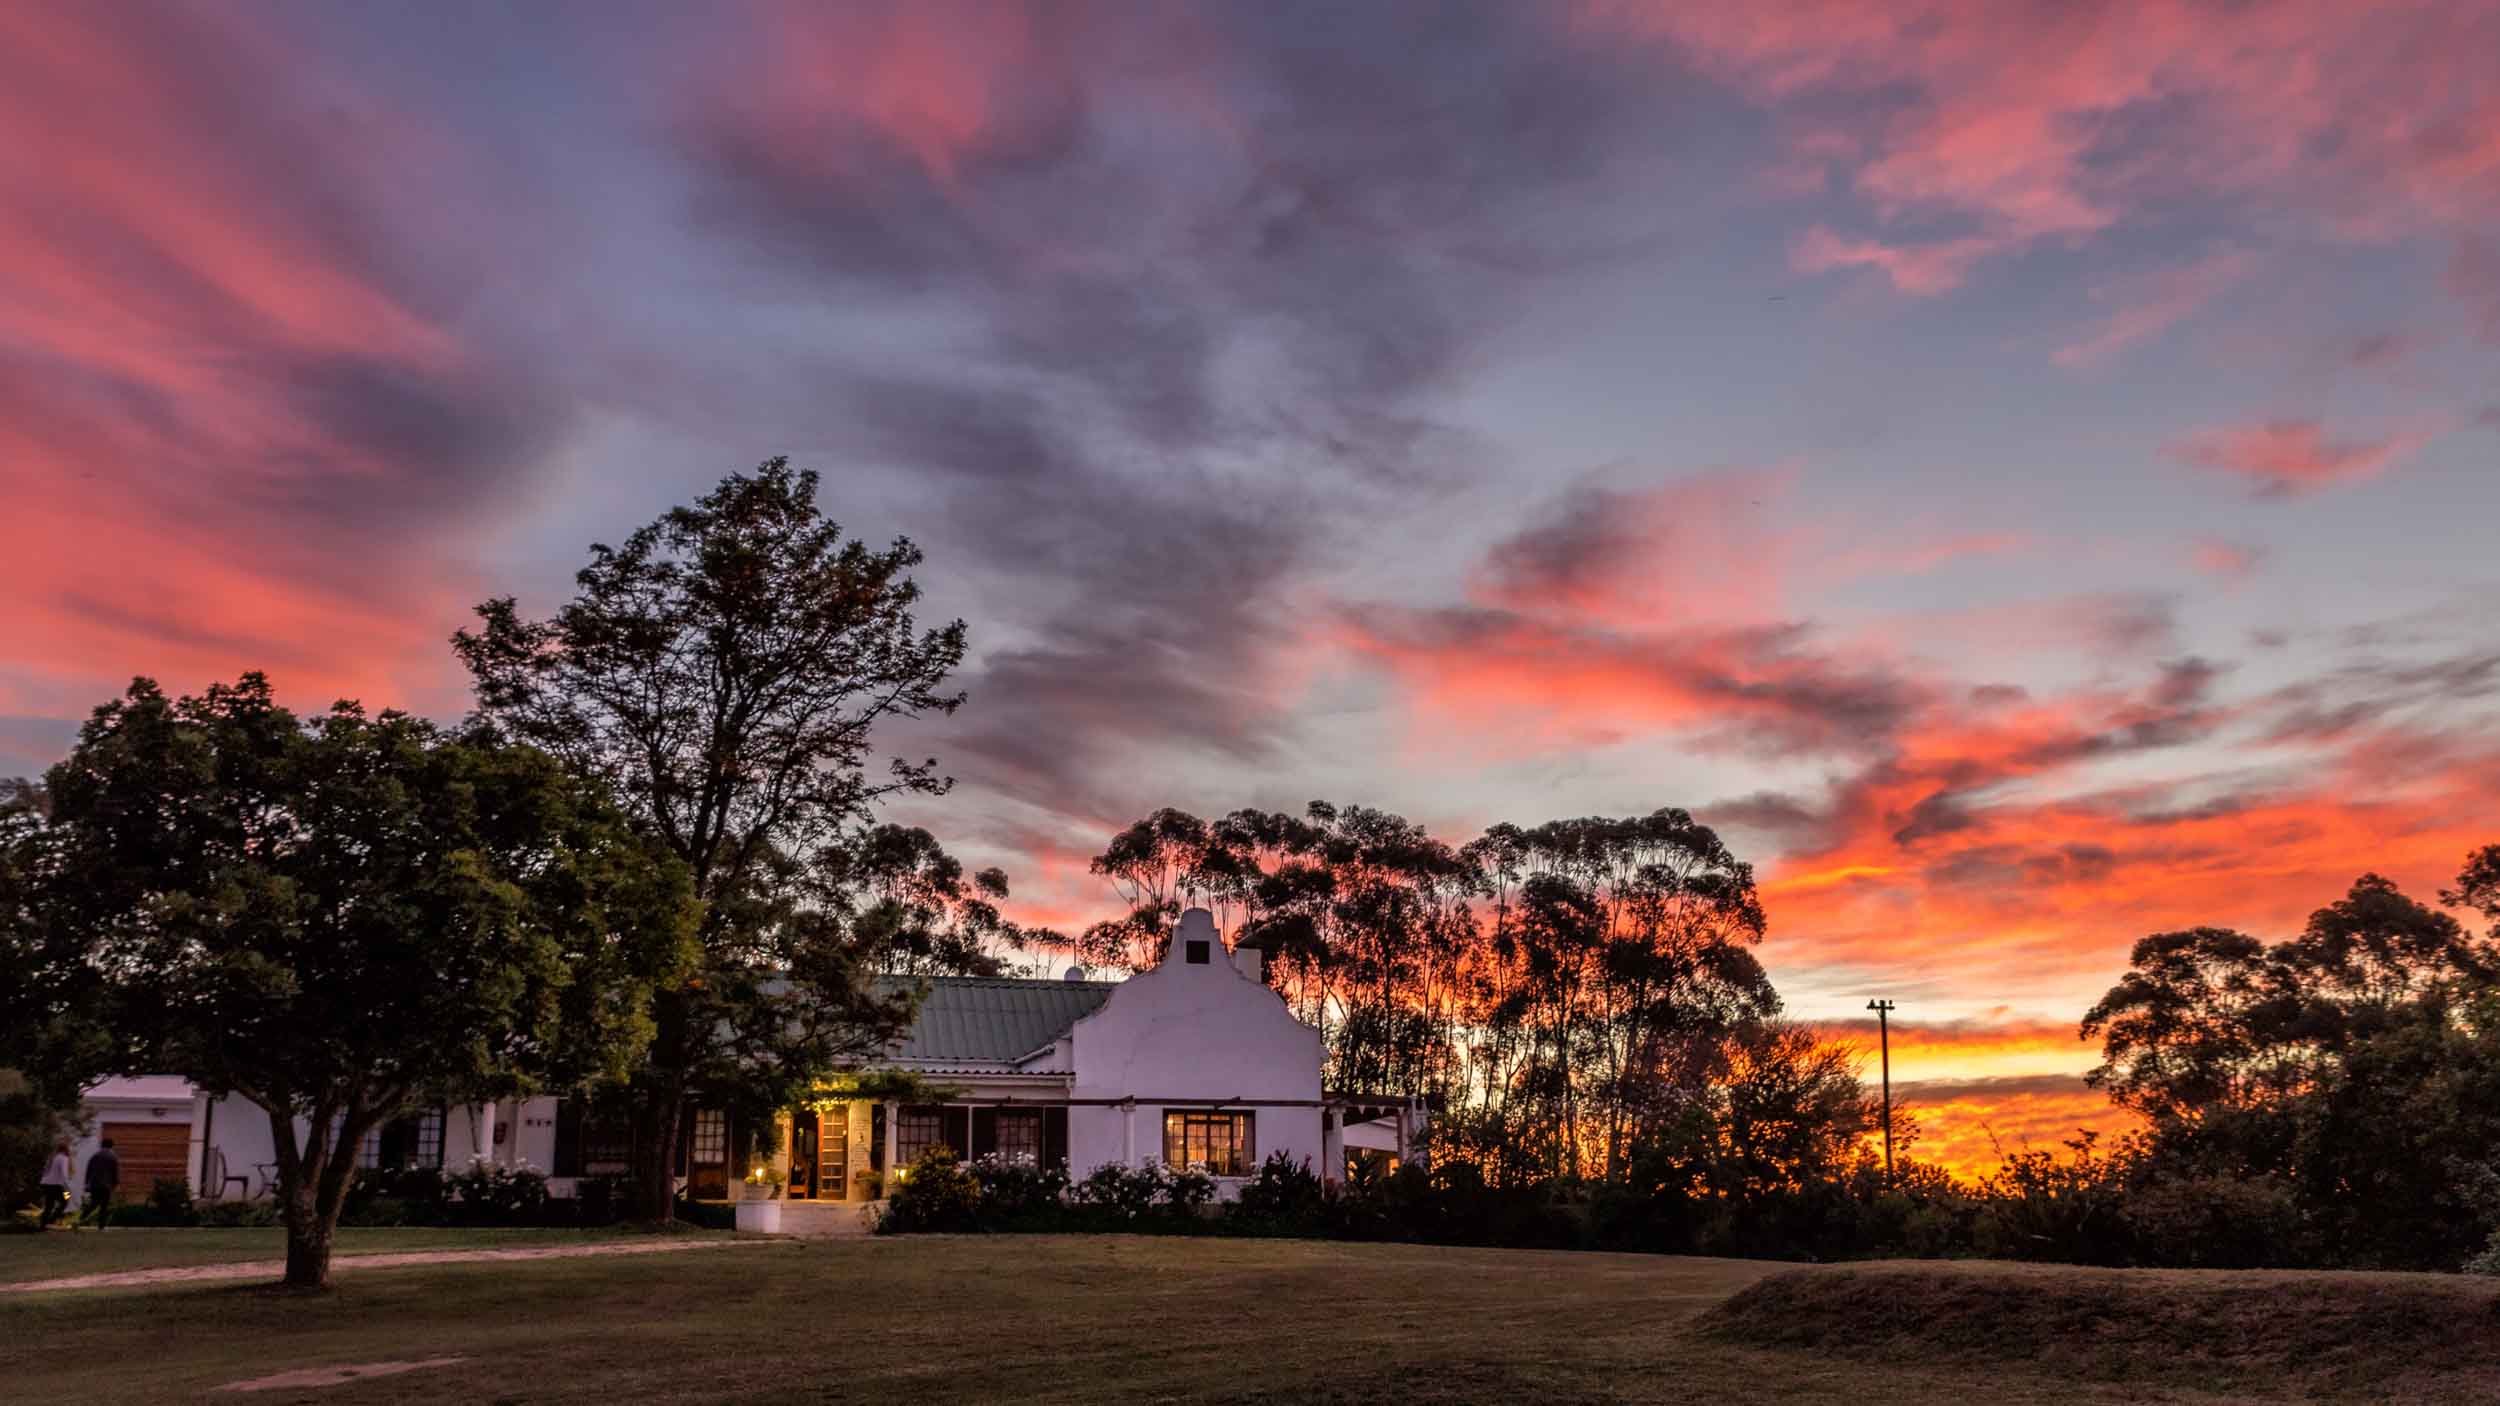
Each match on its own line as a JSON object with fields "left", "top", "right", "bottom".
{"left": 1007, "top": 811, "right": 2500, "bottom": 1271}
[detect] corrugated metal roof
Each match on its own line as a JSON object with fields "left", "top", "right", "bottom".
{"left": 874, "top": 976, "right": 1118, "bottom": 1065}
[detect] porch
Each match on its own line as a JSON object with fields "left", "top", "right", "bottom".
{"left": 747, "top": 1095, "right": 1076, "bottom": 1205}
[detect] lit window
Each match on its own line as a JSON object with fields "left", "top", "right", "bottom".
{"left": 690, "top": 1109, "right": 727, "bottom": 1164}
{"left": 1162, "top": 1110, "right": 1254, "bottom": 1176}
{"left": 994, "top": 1109, "right": 1043, "bottom": 1163}
{"left": 896, "top": 1105, "right": 954, "bottom": 1166}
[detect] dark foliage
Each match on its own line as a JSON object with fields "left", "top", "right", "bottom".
{"left": 457, "top": 459, "right": 1007, "bottom": 1219}
{"left": 2, "top": 675, "right": 697, "bottom": 1285}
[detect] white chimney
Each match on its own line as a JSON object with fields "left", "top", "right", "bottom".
{"left": 1232, "top": 942, "right": 1263, "bottom": 982}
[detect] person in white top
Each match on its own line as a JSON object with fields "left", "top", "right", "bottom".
{"left": 38, "top": 1139, "right": 73, "bottom": 1227}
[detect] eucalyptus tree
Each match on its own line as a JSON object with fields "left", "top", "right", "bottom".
{"left": 7, "top": 676, "right": 696, "bottom": 1287}
{"left": 1230, "top": 803, "right": 1478, "bottom": 1096}
{"left": 456, "top": 459, "right": 982, "bottom": 1217}
{"left": 1079, "top": 807, "right": 1260, "bottom": 970}
{"left": 1466, "top": 809, "right": 1775, "bottom": 1181}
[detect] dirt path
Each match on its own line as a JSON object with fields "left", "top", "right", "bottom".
{"left": 3, "top": 1235, "right": 782, "bottom": 1295}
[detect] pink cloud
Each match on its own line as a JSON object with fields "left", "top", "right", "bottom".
{"left": 2053, "top": 250, "right": 2255, "bottom": 367}
{"left": 2168, "top": 419, "right": 2423, "bottom": 497}
{"left": 1468, "top": 468, "right": 1796, "bottom": 629}
{"left": 1584, "top": 2, "right": 2500, "bottom": 287}
{"left": 0, "top": 6, "right": 548, "bottom": 725}
{"left": 2189, "top": 539, "right": 2265, "bottom": 580}
{"left": 1792, "top": 225, "right": 1998, "bottom": 295}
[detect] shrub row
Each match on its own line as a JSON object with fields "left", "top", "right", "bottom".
{"left": 110, "top": 1159, "right": 597, "bottom": 1229}
{"left": 876, "top": 1137, "right": 2443, "bottom": 1272}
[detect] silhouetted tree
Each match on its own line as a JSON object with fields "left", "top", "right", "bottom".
{"left": 455, "top": 459, "right": 986, "bottom": 1217}
{"left": 2081, "top": 866, "right": 2500, "bottom": 1268}
{"left": 2084, "top": 874, "right": 2493, "bottom": 1123}
{"left": 1467, "top": 810, "right": 1775, "bottom": 1180}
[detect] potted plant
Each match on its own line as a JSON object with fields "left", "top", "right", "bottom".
{"left": 733, "top": 1164, "right": 785, "bottom": 1233}
{"left": 854, "top": 1168, "right": 883, "bottom": 1201}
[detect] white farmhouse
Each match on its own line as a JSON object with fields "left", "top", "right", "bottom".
{"left": 68, "top": 908, "right": 1425, "bottom": 1220}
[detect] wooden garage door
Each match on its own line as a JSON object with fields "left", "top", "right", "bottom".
{"left": 102, "top": 1122, "right": 190, "bottom": 1202}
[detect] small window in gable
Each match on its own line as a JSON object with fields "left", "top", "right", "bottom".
{"left": 1185, "top": 939, "right": 1210, "bottom": 964}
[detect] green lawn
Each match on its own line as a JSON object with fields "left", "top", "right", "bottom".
{"left": 0, "top": 1234, "right": 2367, "bottom": 1404}
{"left": 0, "top": 1225, "right": 652, "bottom": 1284}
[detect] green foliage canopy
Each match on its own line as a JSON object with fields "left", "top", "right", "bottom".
{"left": 3, "top": 675, "right": 697, "bottom": 1283}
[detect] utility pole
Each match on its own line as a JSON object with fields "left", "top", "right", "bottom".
{"left": 1866, "top": 998, "right": 1896, "bottom": 1184}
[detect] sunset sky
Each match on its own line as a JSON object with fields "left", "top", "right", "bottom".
{"left": 6, "top": 1, "right": 2497, "bottom": 1173}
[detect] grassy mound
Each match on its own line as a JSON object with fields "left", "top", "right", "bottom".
{"left": 1699, "top": 1260, "right": 2500, "bottom": 1400}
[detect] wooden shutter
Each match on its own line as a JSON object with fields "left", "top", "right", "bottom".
{"left": 1044, "top": 1106, "right": 1069, "bottom": 1168}
{"left": 552, "top": 1099, "right": 582, "bottom": 1177}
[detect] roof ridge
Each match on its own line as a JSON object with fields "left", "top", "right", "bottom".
{"left": 886, "top": 974, "right": 1121, "bottom": 989}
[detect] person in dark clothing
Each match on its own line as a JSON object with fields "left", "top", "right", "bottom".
{"left": 79, "top": 1137, "right": 120, "bottom": 1229}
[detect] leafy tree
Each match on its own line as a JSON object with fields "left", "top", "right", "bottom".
{"left": 0, "top": 1067, "right": 85, "bottom": 1214}
{"left": 6, "top": 676, "right": 695, "bottom": 1286}
{"left": 455, "top": 459, "right": 988, "bottom": 1216}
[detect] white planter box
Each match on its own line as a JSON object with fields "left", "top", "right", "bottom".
{"left": 734, "top": 1198, "right": 782, "bottom": 1233}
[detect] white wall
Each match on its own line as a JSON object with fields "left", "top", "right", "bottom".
{"left": 78, "top": 1079, "right": 530, "bottom": 1202}
{"left": 1067, "top": 908, "right": 1325, "bottom": 1190}
{"left": 509, "top": 1096, "right": 561, "bottom": 1173}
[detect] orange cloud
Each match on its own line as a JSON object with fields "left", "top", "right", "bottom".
{"left": 1328, "top": 609, "right": 1919, "bottom": 761}
{"left": 1331, "top": 468, "right": 2500, "bottom": 1021}
{"left": 2168, "top": 419, "right": 2423, "bottom": 497}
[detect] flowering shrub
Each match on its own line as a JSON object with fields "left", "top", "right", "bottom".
{"left": 970, "top": 1153, "right": 1070, "bottom": 1222}
{"left": 446, "top": 1157, "right": 549, "bottom": 1225}
{"left": 1165, "top": 1166, "right": 1216, "bottom": 1216}
{"left": 878, "top": 1148, "right": 982, "bottom": 1233}
{"left": 1070, "top": 1161, "right": 1172, "bottom": 1223}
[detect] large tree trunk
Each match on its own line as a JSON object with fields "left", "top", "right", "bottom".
{"left": 630, "top": 1075, "right": 685, "bottom": 1222}
{"left": 269, "top": 1104, "right": 340, "bottom": 1291}
{"left": 269, "top": 1097, "right": 379, "bottom": 1290}
{"left": 630, "top": 988, "right": 696, "bottom": 1221}
{"left": 282, "top": 1179, "right": 335, "bottom": 1289}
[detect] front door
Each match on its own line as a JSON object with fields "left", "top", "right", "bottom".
{"left": 685, "top": 1108, "right": 729, "bottom": 1201}
{"left": 789, "top": 1111, "right": 819, "bottom": 1200}
{"left": 819, "top": 1108, "right": 849, "bottom": 1200}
